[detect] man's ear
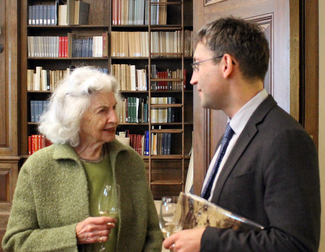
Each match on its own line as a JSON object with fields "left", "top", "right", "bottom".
{"left": 222, "top": 54, "right": 235, "bottom": 79}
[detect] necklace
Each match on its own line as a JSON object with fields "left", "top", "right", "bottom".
{"left": 79, "top": 147, "right": 106, "bottom": 164}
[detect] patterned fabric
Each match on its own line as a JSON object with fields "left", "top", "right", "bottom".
{"left": 201, "top": 123, "right": 234, "bottom": 200}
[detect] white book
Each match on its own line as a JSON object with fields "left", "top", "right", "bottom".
{"left": 135, "top": 97, "right": 139, "bottom": 123}
{"left": 130, "top": 65, "right": 136, "bottom": 91}
{"left": 56, "top": 36, "right": 60, "bottom": 57}
{"left": 142, "top": 69, "right": 147, "bottom": 91}
{"left": 27, "top": 37, "right": 32, "bottom": 57}
{"left": 58, "top": 5, "right": 68, "bottom": 25}
{"left": 92, "top": 36, "right": 97, "bottom": 57}
{"left": 138, "top": 0, "right": 145, "bottom": 25}
{"left": 41, "top": 69, "right": 48, "bottom": 91}
{"left": 34, "top": 66, "right": 42, "bottom": 91}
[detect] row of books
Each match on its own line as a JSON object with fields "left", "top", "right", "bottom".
{"left": 112, "top": 0, "right": 166, "bottom": 25}
{"left": 151, "top": 132, "right": 172, "bottom": 155}
{"left": 28, "top": 131, "right": 171, "bottom": 156}
{"left": 151, "top": 68, "right": 187, "bottom": 91}
{"left": 28, "top": 135, "right": 52, "bottom": 155}
{"left": 117, "top": 97, "right": 149, "bottom": 124}
{"left": 71, "top": 34, "right": 108, "bottom": 57}
{"left": 28, "top": 36, "right": 67, "bottom": 58}
{"left": 27, "top": 67, "right": 108, "bottom": 91}
{"left": 111, "top": 30, "right": 192, "bottom": 57}
{"left": 30, "top": 100, "right": 49, "bottom": 123}
{"left": 116, "top": 96, "right": 179, "bottom": 124}
{"left": 28, "top": 0, "right": 90, "bottom": 26}
{"left": 58, "top": 0, "right": 90, "bottom": 25}
{"left": 117, "top": 131, "right": 172, "bottom": 156}
{"left": 28, "top": 4, "right": 58, "bottom": 26}
{"left": 27, "top": 33, "right": 108, "bottom": 58}
{"left": 111, "top": 64, "right": 148, "bottom": 91}
{"left": 27, "top": 67, "right": 70, "bottom": 91}
{"left": 151, "top": 97, "right": 179, "bottom": 123}
{"left": 111, "top": 64, "right": 186, "bottom": 91}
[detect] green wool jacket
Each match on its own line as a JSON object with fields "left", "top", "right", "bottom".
{"left": 2, "top": 140, "right": 163, "bottom": 252}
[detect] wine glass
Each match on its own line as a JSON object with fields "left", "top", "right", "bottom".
{"left": 98, "top": 184, "right": 120, "bottom": 252}
{"left": 159, "top": 196, "right": 183, "bottom": 240}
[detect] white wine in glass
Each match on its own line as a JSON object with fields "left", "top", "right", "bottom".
{"left": 159, "top": 196, "right": 182, "bottom": 239}
{"left": 98, "top": 184, "right": 120, "bottom": 252}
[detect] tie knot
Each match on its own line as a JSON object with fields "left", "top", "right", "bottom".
{"left": 223, "top": 123, "right": 234, "bottom": 143}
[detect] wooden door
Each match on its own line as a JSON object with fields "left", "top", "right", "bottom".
{"left": 192, "top": 0, "right": 302, "bottom": 194}
{"left": 0, "top": 0, "right": 19, "bottom": 249}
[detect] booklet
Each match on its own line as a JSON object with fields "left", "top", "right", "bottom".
{"left": 173, "top": 192, "right": 265, "bottom": 232}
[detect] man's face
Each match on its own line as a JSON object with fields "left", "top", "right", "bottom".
{"left": 190, "top": 42, "right": 229, "bottom": 110}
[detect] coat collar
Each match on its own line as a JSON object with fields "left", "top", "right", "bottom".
{"left": 211, "top": 95, "right": 277, "bottom": 203}
{"left": 52, "top": 139, "right": 129, "bottom": 163}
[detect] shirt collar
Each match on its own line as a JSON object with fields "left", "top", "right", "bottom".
{"left": 229, "top": 89, "right": 268, "bottom": 135}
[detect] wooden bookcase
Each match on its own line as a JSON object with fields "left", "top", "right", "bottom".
{"left": 19, "top": 0, "right": 193, "bottom": 200}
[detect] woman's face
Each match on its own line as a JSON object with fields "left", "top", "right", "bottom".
{"left": 79, "top": 91, "right": 118, "bottom": 145}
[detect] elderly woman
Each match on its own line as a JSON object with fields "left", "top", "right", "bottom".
{"left": 2, "top": 66, "right": 163, "bottom": 252}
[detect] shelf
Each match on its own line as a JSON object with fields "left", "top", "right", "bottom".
{"left": 150, "top": 154, "right": 183, "bottom": 160}
{"left": 150, "top": 104, "right": 182, "bottom": 108}
{"left": 151, "top": 129, "right": 183, "bottom": 134}
{"left": 27, "top": 57, "right": 109, "bottom": 60}
{"left": 150, "top": 1, "right": 182, "bottom": 5}
{"left": 28, "top": 25, "right": 109, "bottom": 29}
{"left": 150, "top": 53, "right": 182, "bottom": 57}
{"left": 151, "top": 180, "right": 183, "bottom": 185}
{"left": 28, "top": 90, "right": 51, "bottom": 93}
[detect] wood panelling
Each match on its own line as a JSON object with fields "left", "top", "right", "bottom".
{"left": 301, "top": 0, "right": 319, "bottom": 147}
{"left": 0, "top": 0, "right": 19, "bottom": 157}
{"left": 0, "top": 0, "right": 19, "bottom": 249}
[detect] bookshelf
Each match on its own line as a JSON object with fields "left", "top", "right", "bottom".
{"left": 20, "top": 0, "right": 193, "bottom": 200}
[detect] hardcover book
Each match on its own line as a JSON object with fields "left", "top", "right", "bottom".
{"left": 173, "top": 192, "right": 265, "bottom": 232}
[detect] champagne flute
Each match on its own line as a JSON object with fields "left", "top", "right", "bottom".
{"left": 159, "top": 196, "right": 182, "bottom": 239}
{"left": 98, "top": 184, "right": 120, "bottom": 252}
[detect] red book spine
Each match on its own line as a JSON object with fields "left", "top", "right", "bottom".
{"left": 112, "top": 0, "right": 117, "bottom": 25}
{"left": 41, "top": 135, "right": 45, "bottom": 149}
{"left": 64, "top": 37, "right": 68, "bottom": 57}
{"left": 45, "top": 137, "right": 52, "bottom": 147}
{"left": 31, "top": 135, "right": 35, "bottom": 154}
{"left": 137, "top": 134, "right": 142, "bottom": 155}
{"left": 35, "top": 135, "right": 39, "bottom": 152}
{"left": 117, "top": 0, "right": 121, "bottom": 25}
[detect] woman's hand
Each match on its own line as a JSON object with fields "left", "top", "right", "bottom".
{"left": 76, "top": 216, "right": 117, "bottom": 244}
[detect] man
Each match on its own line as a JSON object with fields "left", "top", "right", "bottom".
{"left": 163, "top": 17, "right": 320, "bottom": 252}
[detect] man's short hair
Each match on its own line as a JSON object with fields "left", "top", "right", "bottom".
{"left": 195, "top": 17, "right": 269, "bottom": 82}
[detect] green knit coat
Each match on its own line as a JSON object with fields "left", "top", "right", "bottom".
{"left": 2, "top": 140, "right": 163, "bottom": 252}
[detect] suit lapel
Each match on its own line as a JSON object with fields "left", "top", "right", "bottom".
{"left": 211, "top": 95, "right": 277, "bottom": 203}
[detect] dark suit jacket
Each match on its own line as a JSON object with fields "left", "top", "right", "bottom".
{"left": 201, "top": 95, "right": 320, "bottom": 252}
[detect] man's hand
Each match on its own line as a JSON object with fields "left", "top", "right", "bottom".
{"left": 163, "top": 228, "right": 206, "bottom": 252}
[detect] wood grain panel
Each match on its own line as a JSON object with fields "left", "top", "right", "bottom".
{"left": 86, "top": 0, "right": 110, "bottom": 25}
{"left": 0, "top": 0, "right": 18, "bottom": 156}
